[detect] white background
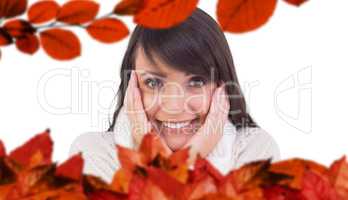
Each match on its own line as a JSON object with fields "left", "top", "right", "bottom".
{"left": 1, "top": 0, "right": 347, "bottom": 166}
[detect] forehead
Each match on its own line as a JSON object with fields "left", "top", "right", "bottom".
{"left": 134, "top": 47, "right": 189, "bottom": 78}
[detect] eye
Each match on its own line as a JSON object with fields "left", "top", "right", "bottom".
{"left": 188, "top": 76, "right": 206, "bottom": 88}
{"left": 144, "top": 78, "right": 163, "bottom": 89}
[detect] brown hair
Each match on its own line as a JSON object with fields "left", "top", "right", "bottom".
{"left": 106, "top": 7, "right": 258, "bottom": 132}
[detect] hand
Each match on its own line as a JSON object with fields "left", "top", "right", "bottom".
{"left": 124, "top": 70, "right": 173, "bottom": 155}
{"left": 182, "top": 83, "right": 230, "bottom": 166}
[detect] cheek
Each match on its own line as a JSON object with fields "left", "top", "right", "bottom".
{"left": 185, "top": 92, "right": 213, "bottom": 117}
{"left": 141, "top": 91, "right": 159, "bottom": 118}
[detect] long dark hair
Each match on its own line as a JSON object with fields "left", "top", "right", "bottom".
{"left": 106, "top": 7, "right": 258, "bottom": 132}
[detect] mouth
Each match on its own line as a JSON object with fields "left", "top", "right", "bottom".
{"left": 153, "top": 118, "right": 200, "bottom": 134}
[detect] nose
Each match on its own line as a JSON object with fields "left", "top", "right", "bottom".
{"left": 159, "top": 83, "right": 186, "bottom": 114}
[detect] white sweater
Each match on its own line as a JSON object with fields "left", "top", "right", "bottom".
{"left": 69, "top": 106, "right": 281, "bottom": 183}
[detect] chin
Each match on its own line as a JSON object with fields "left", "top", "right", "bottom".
{"left": 161, "top": 133, "right": 194, "bottom": 151}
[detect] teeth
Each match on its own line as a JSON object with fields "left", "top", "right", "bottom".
{"left": 162, "top": 121, "right": 191, "bottom": 129}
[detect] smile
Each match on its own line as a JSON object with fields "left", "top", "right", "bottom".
{"left": 156, "top": 119, "right": 199, "bottom": 130}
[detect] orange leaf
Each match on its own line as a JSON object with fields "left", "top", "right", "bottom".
{"left": 3, "top": 19, "right": 36, "bottom": 38}
{"left": 134, "top": 0, "right": 199, "bottom": 29}
{"left": 0, "top": 140, "right": 5, "bottom": 157}
{"left": 127, "top": 173, "right": 147, "bottom": 199}
{"left": 193, "top": 155, "right": 224, "bottom": 183}
{"left": 28, "top": 0, "right": 60, "bottom": 24}
{"left": 111, "top": 168, "right": 133, "bottom": 193}
{"left": 186, "top": 175, "right": 218, "bottom": 200}
{"left": 142, "top": 179, "right": 170, "bottom": 200}
{"left": 269, "top": 158, "right": 328, "bottom": 190}
{"left": 328, "top": 156, "right": 348, "bottom": 199}
{"left": 169, "top": 147, "right": 189, "bottom": 167}
{"left": 116, "top": 144, "right": 144, "bottom": 171}
{"left": 0, "top": 28, "right": 13, "bottom": 46}
{"left": 147, "top": 166, "right": 186, "bottom": 198}
{"left": 15, "top": 34, "right": 40, "bottom": 55}
{"left": 284, "top": 0, "right": 308, "bottom": 7}
{"left": 0, "top": 0, "right": 27, "bottom": 18}
{"left": 217, "top": 0, "right": 277, "bottom": 33}
{"left": 263, "top": 185, "right": 303, "bottom": 199}
{"left": 88, "top": 190, "right": 128, "bottom": 200}
{"left": 86, "top": 18, "right": 129, "bottom": 43}
{"left": 139, "top": 131, "right": 172, "bottom": 163}
{"left": 301, "top": 170, "right": 338, "bottom": 200}
{"left": 55, "top": 153, "right": 84, "bottom": 181}
{"left": 57, "top": 0, "right": 99, "bottom": 24}
{"left": 40, "top": 28, "right": 81, "bottom": 60}
{"left": 9, "top": 129, "right": 52, "bottom": 167}
{"left": 113, "top": 0, "right": 147, "bottom": 15}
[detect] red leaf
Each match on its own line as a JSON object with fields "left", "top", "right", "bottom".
{"left": 0, "top": 28, "right": 13, "bottom": 46}
{"left": 127, "top": 174, "right": 147, "bottom": 199}
{"left": 28, "top": 0, "right": 60, "bottom": 24}
{"left": 39, "top": 28, "right": 81, "bottom": 60}
{"left": 147, "top": 166, "right": 186, "bottom": 198}
{"left": 301, "top": 170, "right": 338, "bottom": 200}
{"left": 263, "top": 185, "right": 304, "bottom": 200}
{"left": 116, "top": 144, "right": 144, "bottom": 171}
{"left": 217, "top": 0, "right": 277, "bottom": 33}
{"left": 169, "top": 147, "right": 189, "bottom": 167}
{"left": 0, "top": 140, "right": 6, "bottom": 157}
{"left": 86, "top": 18, "right": 129, "bottom": 43}
{"left": 9, "top": 129, "right": 52, "bottom": 167}
{"left": 328, "top": 156, "right": 348, "bottom": 199}
{"left": 284, "top": 0, "right": 308, "bottom": 7}
{"left": 55, "top": 153, "right": 84, "bottom": 181}
{"left": 193, "top": 156, "right": 224, "bottom": 183}
{"left": 134, "top": 0, "right": 199, "bottom": 29}
{"left": 3, "top": 19, "right": 36, "bottom": 38}
{"left": 113, "top": 0, "right": 147, "bottom": 15}
{"left": 139, "top": 132, "right": 172, "bottom": 163}
{"left": 15, "top": 34, "right": 40, "bottom": 55}
{"left": 0, "top": 0, "right": 27, "bottom": 18}
{"left": 89, "top": 190, "right": 127, "bottom": 200}
{"left": 57, "top": 0, "right": 99, "bottom": 24}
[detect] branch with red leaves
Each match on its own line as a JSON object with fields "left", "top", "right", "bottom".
{"left": 0, "top": 0, "right": 308, "bottom": 61}
{"left": 0, "top": 128, "right": 347, "bottom": 200}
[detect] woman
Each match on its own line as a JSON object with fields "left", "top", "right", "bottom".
{"left": 69, "top": 8, "right": 280, "bottom": 184}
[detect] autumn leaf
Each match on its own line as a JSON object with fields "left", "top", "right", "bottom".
{"left": 40, "top": 28, "right": 81, "bottom": 60}
{"left": 0, "top": 0, "right": 27, "bottom": 18}
{"left": 86, "top": 18, "right": 129, "bottom": 43}
{"left": 15, "top": 34, "right": 40, "bottom": 55}
{"left": 0, "top": 140, "right": 5, "bottom": 157}
{"left": 185, "top": 175, "right": 219, "bottom": 200}
{"left": 263, "top": 185, "right": 303, "bottom": 199}
{"left": 269, "top": 158, "right": 328, "bottom": 190}
{"left": 28, "top": 0, "right": 60, "bottom": 24}
{"left": 217, "top": 0, "right": 277, "bottom": 33}
{"left": 9, "top": 129, "right": 52, "bottom": 168}
{"left": 55, "top": 153, "right": 84, "bottom": 181}
{"left": 0, "top": 28, "right": 13, "bottom": 46}
{"left": 147, "top": 166, "right": 186, "bottom": 198}
{"left": 138, "top": 129, "right": 172, "bottom": 163}
{"left": 88, "top": 190, "right": 127, "bottom": 200}
{"left": 328, "top": 156, "right": 348, "bottom": 199}
{"left": 3, "top": 19, "right": 36, "bottom": 38}
{"left": 111, "top": 168, "right": 133, "bottom": 193}
{"left": 113, "top": 0, "right": 147, "bottom": 15}
{"left": 300, "top": 170, "right": 339, "bottom": 200}
{"left": 134, "top": 0, "right": 199, "bottom": 29}
{"left": 57, "top": 0, "right": 99, "bottom": 25}
{"left": 284, "top": 0, "right": 309, "bottom": 7}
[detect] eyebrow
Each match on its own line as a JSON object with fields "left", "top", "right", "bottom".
{"left": 139, "top": 70, "right": 191, "bottom": 78}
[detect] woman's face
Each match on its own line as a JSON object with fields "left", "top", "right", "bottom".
{"left": 134, "top": 48, "right": 218, "bottom": 151}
